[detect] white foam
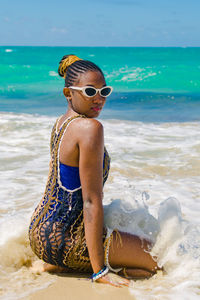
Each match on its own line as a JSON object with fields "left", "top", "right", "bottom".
{"left": 105, "top": 66, "right": 157, "bottom": 82}
{"left": 104, "top": 195, "right": 200, "bottom": 299}
{"left": 49, "top": 71, "right": 58, "bottom": 77}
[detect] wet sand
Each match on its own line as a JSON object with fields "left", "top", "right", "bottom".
{"left": 26, "top": 273, "right": 136, "bottom": 300}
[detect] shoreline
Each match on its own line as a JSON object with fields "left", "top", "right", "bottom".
{"left": 25, "top": 273, "right": 136, "bottom": 300}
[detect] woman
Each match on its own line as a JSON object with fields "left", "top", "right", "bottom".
{"left": 29, "top": 55, "right": 159, "bottom": 287}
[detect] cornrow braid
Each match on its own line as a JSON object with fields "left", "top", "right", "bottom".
{"left": 58, "top": 54, "right": 104, "bottom": 87}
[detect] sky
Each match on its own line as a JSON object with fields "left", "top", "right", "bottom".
{"left": 0, "top": 0, "right": 200, "bottom": 47}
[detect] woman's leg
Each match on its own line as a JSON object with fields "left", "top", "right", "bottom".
{"left": 108, "top": 231, "right": 159, "bottom": 275}
{"left": 119, "top": 268, "right": 154, "bottom": 279}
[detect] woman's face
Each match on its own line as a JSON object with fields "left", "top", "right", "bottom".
{"left": 66, "top": 71, "right": 107, "bottom": 118}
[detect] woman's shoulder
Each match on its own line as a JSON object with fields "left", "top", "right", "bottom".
{"left": 72, "top": 117, "right": 104, "bottom": 145}
{"left": 56, "top": 114, "right": 103, "bottom": 131}
{"left": 73, "top": 117, "right": 103, "bottom": 134}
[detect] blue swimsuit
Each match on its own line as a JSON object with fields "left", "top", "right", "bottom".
{"left": 59, "top": 163, "right": 81, "bottom": 191}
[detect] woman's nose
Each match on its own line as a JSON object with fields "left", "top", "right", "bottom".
{"left": 92, "top": 92, "right": 105, "bottom": 103}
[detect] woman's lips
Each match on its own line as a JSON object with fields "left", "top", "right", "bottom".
{"left": 92, "top": 107, "right": 102, "bottom": 112}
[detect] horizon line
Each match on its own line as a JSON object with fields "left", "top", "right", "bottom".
{"left": 1, "top": 45, "right": 200, "bottom": 48}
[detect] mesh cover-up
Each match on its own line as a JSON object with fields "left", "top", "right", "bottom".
{"left": 29, "top": 115, "right": 110, "bottom": 272}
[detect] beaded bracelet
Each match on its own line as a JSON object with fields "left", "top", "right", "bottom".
{"left": 91, "top": 266, "right": 109, "bottom": 282}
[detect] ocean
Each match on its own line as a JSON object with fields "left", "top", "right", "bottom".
{"left": 0, "top": 46, "right": 200, "bottom": 299}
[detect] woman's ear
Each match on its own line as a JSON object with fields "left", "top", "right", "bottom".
{"left": 63, "top": 87, "right": 71, "bottom": 98}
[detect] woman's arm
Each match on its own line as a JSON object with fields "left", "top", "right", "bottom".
{"left": 78, "top": 118, "right": 105, "bottom": 273}
{"left": 78, "top": 119, "right": 129, "bottom": 287}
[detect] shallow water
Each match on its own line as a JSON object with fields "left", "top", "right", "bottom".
{"left": 0, "top": 112, "right": 200, "bottom": 299}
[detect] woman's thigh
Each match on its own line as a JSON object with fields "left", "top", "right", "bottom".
{"left": 108, "top": 231, "right": 158, "bottom": 272}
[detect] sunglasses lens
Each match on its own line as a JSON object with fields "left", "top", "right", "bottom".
{"left": 100, "top": 87, "right": 112, "bottom": 97}
{"left": 85, "top": 87, "right": 96, "bottom": 97}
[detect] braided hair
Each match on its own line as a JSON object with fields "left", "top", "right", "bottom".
{"left": 58, "top": 54, "right": 104, "bottom": 87}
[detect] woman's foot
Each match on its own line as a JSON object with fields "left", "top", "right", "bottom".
{"left": 30, "top": 260, "right": 45, "bottom": 274}
{"left": 30, "top": 260, "right": 67, "bottom": 274}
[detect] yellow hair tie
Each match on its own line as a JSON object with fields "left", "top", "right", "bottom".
{"left": 59, "top": 55, "right": 82, "bottom": 78}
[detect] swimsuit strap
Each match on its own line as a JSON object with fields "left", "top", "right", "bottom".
{"left": 56, "top": 114, "right": 86, "bottom": 192}
{"left": 56, "top": 114, "right": 86, "bottom": 134}
{"left": 50, "top": 114, "right": 85, "bottom": 154}
{"left": 55, "top": 113, "right": 86, "bottom": 156}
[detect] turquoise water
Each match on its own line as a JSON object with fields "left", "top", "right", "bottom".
{"left": 0, "top": 46, "right": 200, "bottom": 121}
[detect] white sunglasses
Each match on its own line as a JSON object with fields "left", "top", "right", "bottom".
{"left": 68, "top": 86, "right": 113, "bottom": 98}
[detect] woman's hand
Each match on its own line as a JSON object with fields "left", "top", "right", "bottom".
{"left": 96, "top": 272, "right": 130, "bottom": 287}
